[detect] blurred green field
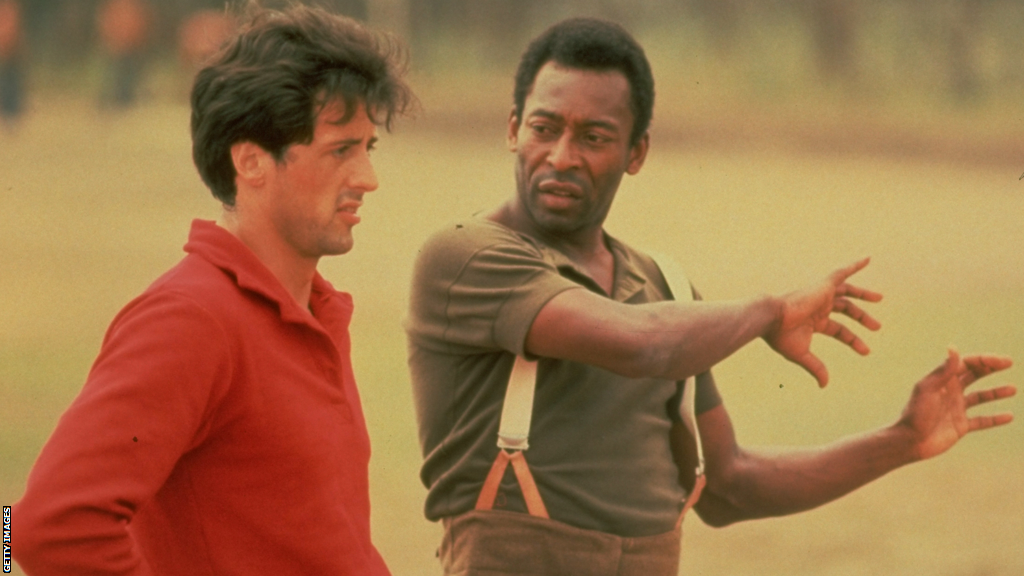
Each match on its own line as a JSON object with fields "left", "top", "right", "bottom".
{"left": 1, "top": 95, "right": 1022, "bottom": 576}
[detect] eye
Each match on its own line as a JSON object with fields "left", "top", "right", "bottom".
{"left": 332, "top": 145, "right": 352, "bottom": 157}
{"left": 529, "top": 122, "right": 557, "bottom": 138}
{"left": 584, "top": 132, "right": 611, "bottom": 145}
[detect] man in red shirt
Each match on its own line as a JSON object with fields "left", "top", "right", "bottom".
{"left": 13, "top": 4, "right": 415, "bottom": 575}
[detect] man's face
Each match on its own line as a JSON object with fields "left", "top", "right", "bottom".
{"left": 509, "top": 62, "right": 647, "bottom": 236}
{"left": 264, "top": 100, "right": 379, "bottom": 259}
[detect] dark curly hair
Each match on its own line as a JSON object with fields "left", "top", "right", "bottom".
{"left": 190, "top": 2, "right": 416, "bottom": 205}
{"left": 513, "top": 18, "right": 654, "bottom": 146}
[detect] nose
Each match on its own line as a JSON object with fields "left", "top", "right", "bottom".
{"left": 351, "top": 149, "right": 379, "bottom": 193}
{"left": 547, "top": 132, "right": 580, "bottom": 172}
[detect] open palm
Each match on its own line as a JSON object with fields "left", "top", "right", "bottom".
{"left": 899, "top": 349, "right": 1016, "bottom": 461}
{"left": 765, "top": 258, "right": 882, "bottom": 387}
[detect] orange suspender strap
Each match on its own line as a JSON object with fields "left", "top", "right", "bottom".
{"left": 475, "top": 355, "right": 549, "bottom": 518}
{"left": 475, "top": 449, "right": 550, "bottom": 518}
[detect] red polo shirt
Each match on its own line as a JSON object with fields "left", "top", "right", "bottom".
{"left": 13, "top": 220, "right": 390, "bottom": 575}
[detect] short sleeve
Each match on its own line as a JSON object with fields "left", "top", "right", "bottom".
{"left": 407, "top": 220, "right": 582, "bottom": 356}
{"left": 694, "top": 370, "right": 723, "bottom": 414}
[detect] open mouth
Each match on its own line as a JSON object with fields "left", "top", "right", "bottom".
{"left": 337, "top": 202, "right": 362, "bottom": 224}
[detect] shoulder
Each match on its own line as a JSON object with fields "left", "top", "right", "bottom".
{"left": 107, "top": 284, "right": 229, "bottom": 351}
{"left": 414, "top": 218, "right": 549, "bottom": 279}
{"left": 419, "top": 218, "right": 541, "bottom": 258}
{"left": 106, "top": 254, "right": 240, "bottom": 344}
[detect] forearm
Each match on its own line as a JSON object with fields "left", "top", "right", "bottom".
{"left": 13, "top": 499, "right": 154, "bottom": 576}
{"left": 639, "top": 295, "right": 781, "bottom": 380}
{"left": 527, "top": 289, "right": 783, "bottom": 380}
{"left": 699, "top": 424, "right": 919, "bottom": 526}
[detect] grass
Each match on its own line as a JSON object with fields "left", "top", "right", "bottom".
{"left": 1, "top": 92, "right": 1022, "bottom": 575}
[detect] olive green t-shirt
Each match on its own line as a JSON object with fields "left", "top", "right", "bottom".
{"left": 406, "top": 218, "right": 722, "bottom": 537}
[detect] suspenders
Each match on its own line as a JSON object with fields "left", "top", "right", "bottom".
{"left": 474, "top": 356, "right": 550, "bottom": 518}
{"left": 474, "top": 254, "right": 706, "bottom": 526}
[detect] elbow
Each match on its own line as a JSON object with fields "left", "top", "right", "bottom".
{"left": 691, "top": 490, "right": 746, "bottom": 528}
{"left": 10, "top": 500, "right": 55, "bottom": 572}
{"left": 696, "top": 509, "right": 738, "bottom": 529}
{"left": 691, "top": 466, "right": 760, "bottom": 528}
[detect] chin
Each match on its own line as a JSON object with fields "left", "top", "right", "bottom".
{"left": 533, "top": 211, "right": 584, "bottom": 234}
{"left": 318, "top": 238, "right": 354, "bottom": 256}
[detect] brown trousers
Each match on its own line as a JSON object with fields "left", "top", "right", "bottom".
{"left": 440, "top": 510, "right": 682, "bottom": 576}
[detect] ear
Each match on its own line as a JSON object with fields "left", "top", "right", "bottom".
{"left": 625, "top": 131, "right": 649, "bottom": 176}
{"left": 230, "top": 141, "right": 272, "bottom": 189}
{"left": 506, "top": 106, "right": 521, "bottom": 152}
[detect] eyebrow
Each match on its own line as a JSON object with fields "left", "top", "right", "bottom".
{"left": 528, "top": 109, "right": 620, "bottom": 133}
{"left": 328, "top": 136, "right": 378, "bottom": 148}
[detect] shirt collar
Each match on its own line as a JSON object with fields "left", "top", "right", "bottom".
{"left": 605, "top": 234, "right": 649, "bottom": 302}
{"left": 530, "top": 229, "right": 648, "bottom": 302}
{"left": 183, "top": 219, "right": 353, "bottom": 329}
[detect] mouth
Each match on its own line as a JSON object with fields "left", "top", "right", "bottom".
{"left": 337, "top": 201, "right": 362, "bottom": 224}
{"left": 537, "top": 179, "right": 582, "bottom": 198}
{"left": 534, "top": 178, "right": 584, "bottom": 212}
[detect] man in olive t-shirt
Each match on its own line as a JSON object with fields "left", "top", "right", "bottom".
{"left": 405, "top": 17, "right": 1015, "bottom": 576}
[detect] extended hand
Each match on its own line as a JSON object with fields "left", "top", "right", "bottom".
{"left": 899, "top": 349, "right": 1016, "bottom": 461}
{"left": 765, "top": 258, "right": 883, "bottom": 387}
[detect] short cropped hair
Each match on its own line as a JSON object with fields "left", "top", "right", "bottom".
{"left": 190, "top": 2, "right": 416, "bottom": 205}
{"left": 513, "top": 18, "right": 654, "bottom": 146}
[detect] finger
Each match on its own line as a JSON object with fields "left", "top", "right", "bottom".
{"left": 821, "top": 319, "right": 870, "bottom": 356}
{"left": 967, "top": 412, "right": 1015, "bottom": 433}
{"left": 961, "top": 355, "right": 1014, "bottom": 388}
{"left": 964, "top": 385, "right": 1017, "bottom": 409}
{"left": 828, "top": 257, "right": 871, "bottom": 285}
{"left": 833, "top": 298, "right": 882, "bottom": 331}
{"left": 947, "top": 347, "right": 962, "bottom": 379}
{"left": 798, "top": 352, "right": 829, "bottom": 388}
{"left": 836, "top": 283, "right": 884, "bottom": 303}
{"left": 923, "top": 348, "right": 960, "bottom": 382}
{"left": 964, "top": 355, "right": 1012, "bottom": 374}
{"left": 961, "top": 357, "right": 1011, "bottom": 389}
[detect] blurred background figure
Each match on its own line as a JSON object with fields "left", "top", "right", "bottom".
{"left": 178, "top": 9, "right": 235, "bottom": 71}
{"left": 0, "top": 0, "right": 24, "bottom": 126}
{"left": 96, "top": 0, "right": 150, "bottom": 109}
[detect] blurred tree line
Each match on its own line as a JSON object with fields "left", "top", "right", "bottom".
{"left": 12, "top": 0, "right": 1024, "bottom": 105}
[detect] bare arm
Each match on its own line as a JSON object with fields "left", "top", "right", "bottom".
{"left": 681, "top": 350, "right": 1016, "bottom": 527}
{"left": 527, "top": 258, "right": 881, "bottom": 384}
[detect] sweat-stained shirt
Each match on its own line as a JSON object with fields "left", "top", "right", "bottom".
{"left": 13, "top": 219, "right": 390, "bottom": 576}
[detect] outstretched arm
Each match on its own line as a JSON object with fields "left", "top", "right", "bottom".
{"left": 682, "top": 349, "right": 1015, "bottom": 527}
{"left": 527, "top": 258, "right": 881, "bottom": 384}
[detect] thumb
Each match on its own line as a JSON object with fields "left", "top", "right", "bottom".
{"left": 943, "top": 346, "right": 961, "bottom": 378}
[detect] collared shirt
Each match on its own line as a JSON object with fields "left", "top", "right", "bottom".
{"left": 14, "top": 219, "right": 390, "bottom": 576}
{"left": 406, "top": 217, "right": 721, "bottom": 538}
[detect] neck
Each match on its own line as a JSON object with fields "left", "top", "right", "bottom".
{"left": 217, "top": 210, "right": 317, "bottom": 311}
{"left": 489, "top": 200, "right": 607, "bottom": 258}
{"left": 488, "top": 200, "right": 615, "bottom": 294}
